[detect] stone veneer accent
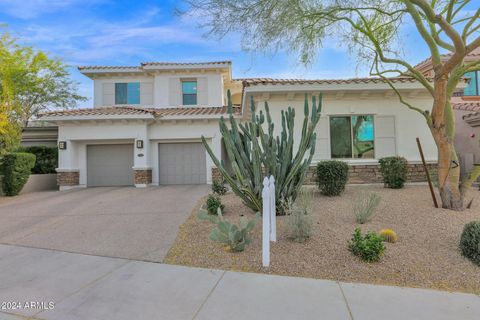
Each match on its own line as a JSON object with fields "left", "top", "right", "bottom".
{"left": 212, "top": 162, "right": 438, "bottom": 185}
{"left": 212, "top": 167, "right": 223, "bottom": 182}
{"left": 56, "top": 171, "right": 79, "bottom": 186}
{"left": 134, "top": 169, "right": 152, "bottom": 185}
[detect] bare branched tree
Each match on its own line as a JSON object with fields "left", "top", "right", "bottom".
{"left": 184, "top": 0, "right": 480, "bottom": 210}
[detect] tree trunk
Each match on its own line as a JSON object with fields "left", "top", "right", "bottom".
{"left": 430, "top": 76, "right": 465, "bottom": 210}
{"left": 436, "top": 138, "right": 464, "bottom": 210}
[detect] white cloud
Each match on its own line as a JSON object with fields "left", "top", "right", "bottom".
{"left": 0, "top": 0, "right": 107, "bottom": 19}
{"left": 17, "top": 3, "right": 241, "bottom": 66}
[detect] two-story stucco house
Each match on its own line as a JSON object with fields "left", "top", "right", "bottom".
{"left": 39, "top": 61, "right": 441, "bottom": 190}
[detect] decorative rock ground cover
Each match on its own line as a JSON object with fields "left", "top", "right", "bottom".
{"left": 165, "top": 185, "right": 480, "bottom": 294}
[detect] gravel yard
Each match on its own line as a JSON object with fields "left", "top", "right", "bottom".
{"left": 164, "top": 185, "right": 480, "bottom": 294}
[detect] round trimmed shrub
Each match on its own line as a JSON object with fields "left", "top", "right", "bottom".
{"left": 378, "top": 156, "right": 408, "bottom": 189}
{"left": 460, "top": 221, "right": 480, "bottom": 266}
{"left": 1, "top": 152, "right": 36, "bottom": 196}
{"left": 316, "top": 160, "right": 349, "bottom": 196}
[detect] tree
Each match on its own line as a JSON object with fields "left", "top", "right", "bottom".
{"left": 0, "top": 32, "right": 85, "bottom": 152}
{"left": 185, "top": 0, "right": 480, "bottom": 210}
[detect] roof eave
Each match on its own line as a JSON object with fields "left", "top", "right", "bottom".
{"left": 243, "top": 82, "right": 431, "bottom": 93}
{"left": 39, "top": 114, "right": 156, "bottom": 122}
{"left": 141, "top": 63, "right": 231, "bottom": 71}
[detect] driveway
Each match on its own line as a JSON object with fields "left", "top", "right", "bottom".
{"left": 0, "top": 185, "right": 209, "bottom": 262}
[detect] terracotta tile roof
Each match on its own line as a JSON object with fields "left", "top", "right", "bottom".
{"left": 153, "top": 105, "right": 240, "bottom": 116}
{"left": 78, "top": 61, "right": 232, "bottom": 72}
{"left": 78, "top": 66, "right": 140, "bottom": 70}
{"left": 452, "top": 102, "right": 480, "bottom": 112}
{"left": 463, "top": 112, "right": 479, "bottom": 120}
{"left": 239, "top": 77, "right": 424, "bottom": 86}
{"left": 39, "top": 106, "right": 241, "bottom": 119}
{"left": 39, "top": 107, "right": 154, "bottom": 117}
{"left": 141, "top": 61, "right": 231, "bottom": 66}
{"left": 414, "top": 48, "right": 480, "bottom": 71}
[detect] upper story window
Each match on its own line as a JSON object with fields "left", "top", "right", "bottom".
{"left": 115, "top": 82, "right": 140, "bottom": 105}
{"left": 330, "top": 115, "right": 375, "bottom": 159}
{"left": 464, "top": 71, "right": 480, "bottom": 96}
{"left": 182, "top": 80, "right": 197, "bottom": 105}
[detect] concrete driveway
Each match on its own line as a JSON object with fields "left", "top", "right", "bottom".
{"left": 0, "top": 185, "right": 209, "bottom": 262}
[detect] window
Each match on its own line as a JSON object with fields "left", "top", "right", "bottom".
{"left": 464, "top": 71, "right": 480, "bottom": 96}
{"left": 330, "top": 115, "right": 375, "bottom": 159}
{"left": 182, "top": 80, "right": 197, "bottom": 105}
{"left": 115, "top": 82, "right": 140, "bottom": 104}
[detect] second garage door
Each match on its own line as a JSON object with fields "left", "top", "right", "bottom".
{"left": 158, "top": 143, "right": 206, "bottom": 184}
{"left": 87, "top": 144, "right": 134, "bottom": 187}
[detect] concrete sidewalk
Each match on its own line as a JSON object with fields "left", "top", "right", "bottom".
{"left": 0, "top": 245, "right": 478, "bottom": 320}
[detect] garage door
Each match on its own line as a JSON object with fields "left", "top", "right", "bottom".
{"left": 158, "top": 143, "right": 206, "bottom": 184}
{"left": 87, "top": 144, "right": 134, "bottom": 187}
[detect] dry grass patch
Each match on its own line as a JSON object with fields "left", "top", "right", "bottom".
{"left": 164, "top": 185, "right": 480, "bottom": 294}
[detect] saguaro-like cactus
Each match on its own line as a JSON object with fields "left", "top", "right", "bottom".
{"left": 202, "top": 90, "right": 322, "bottom": 214}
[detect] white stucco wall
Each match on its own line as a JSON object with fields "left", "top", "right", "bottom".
{"left": 93, "top": 76, "right": 154, "bottom": 108}
{"left": 249, "top": 93, "right": 437, "bottom": 163}
{"left": 57, "top": 120, "right": 222, "bottom": 187}
{"left": 93, "top": 73, "right": 224, "bottom": 108}
{"left": 55, "top": 89, "right": 438, "bottom": 188}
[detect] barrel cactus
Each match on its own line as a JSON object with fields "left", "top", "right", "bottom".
{"left": 379, "top": 229, "right": 398, "bottom": 243}
{"left": 202, "top": 90, "right": 322, "bottom": 214}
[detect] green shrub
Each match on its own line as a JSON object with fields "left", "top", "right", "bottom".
{"left": 198, "top": 208, "right": 258, "bottom": 252}
{"left": 212, "top": 178, "right": 227, "bottom": 195}
{"left": 354, "top": 192, "right": 382, "bottom": 224}
{"left": 284, "top": 190, "right": 314, "bottom": 243}
{"left": 348, "top": 228, "right": 385, "bottom": 262}
{"left": 1, "top": 152, "right": 36, "bottom": 196}
{"left": 460, "top": 221, "right": 480, "bottom": 266}
{"left": 378, "top": 157, "right": 408, "bottom": 189}
{"left": 316, "top": 160, "right": 349, "bottom": 196}
{"left": 17, "top": 146, "right": 58, "bottom": 174}
{"left": 206, "top": 194, "right": 224, "bottom": 215}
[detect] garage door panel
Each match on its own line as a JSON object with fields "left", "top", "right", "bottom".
{"left": 87, "top": 144, "right": 134, "bottom": 187}
{"left": 158, "top": 143, "right": 206, "bottom": 185}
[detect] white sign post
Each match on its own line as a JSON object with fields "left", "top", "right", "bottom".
{"left": 269, "top": 175, "right": 276, "bottom": 242}
{"left": 262, "top": 176, "right": 276, "bottom": 267}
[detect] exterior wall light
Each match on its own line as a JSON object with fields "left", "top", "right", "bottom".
{"left": 136, "top": 140, "right": 144, "bottom": 149}
{"left": 58, "top": 141, "right": 67, "bottom": 150}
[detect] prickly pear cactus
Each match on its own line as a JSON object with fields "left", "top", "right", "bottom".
{"left": 199, "top": 207, "right": 258, "bottom": 252}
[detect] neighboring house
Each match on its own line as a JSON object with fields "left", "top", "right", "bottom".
{"left": 39, "top": 61, "right": 440, "bottom": 190}
{"left": 21, "top": 121, "right": 58, "bottom": 147}
{"left": 415, "top": 49, "right": 480, "bottom": 177}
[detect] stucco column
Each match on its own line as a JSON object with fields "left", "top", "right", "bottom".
{"left": 56, "top": 140, "right": 81, "bottom": 190}
{"left": 133, "top": 125, "right": 152, "bottom": 187}
{"left": 207, "top": 134, "right": 222, "bottom": 184}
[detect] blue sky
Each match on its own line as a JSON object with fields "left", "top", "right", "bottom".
{"left": 0, "top": 0, "right": 470, "bottom": 107}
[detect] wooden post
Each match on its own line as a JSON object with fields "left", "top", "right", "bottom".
{"left": 416, "top": 137, "right": 439, "bottom": 208}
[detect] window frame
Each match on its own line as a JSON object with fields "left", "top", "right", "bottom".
{"left": 115, "top": 82, "right": 140, "bottom": 105}
{"left": 181, "top": 79, "right": 198, "bottom": 106}
{"left": 329, "top": 114, "right": 376, "bottom": 160}
{"left": 464, "top": 71, "right": 480, "bottom": 97}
